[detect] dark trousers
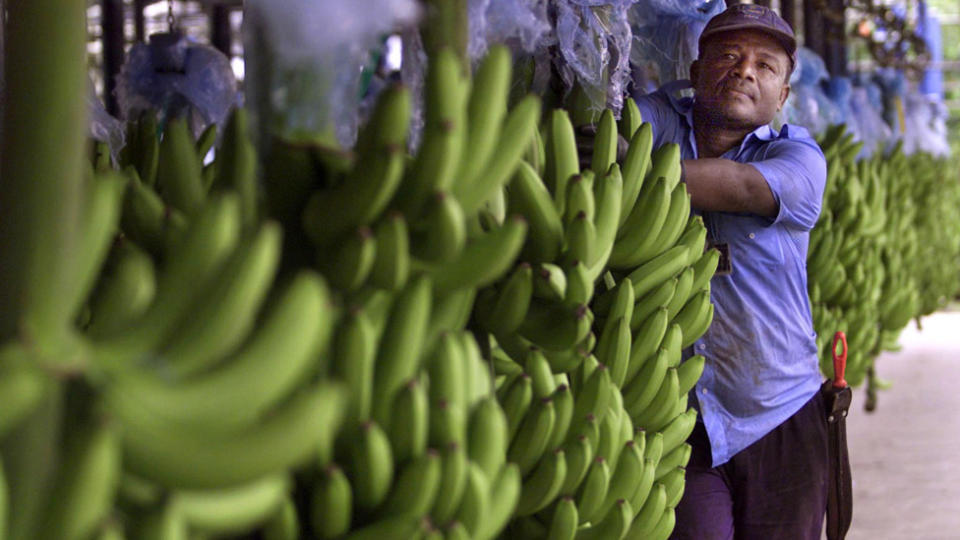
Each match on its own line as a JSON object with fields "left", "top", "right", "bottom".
{"left": 671, "top": 392, "right": 829, "bottom": 540}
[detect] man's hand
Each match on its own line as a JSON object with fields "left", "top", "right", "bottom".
{"left": 575, "top": 124, "right": 629, "bottom": 171}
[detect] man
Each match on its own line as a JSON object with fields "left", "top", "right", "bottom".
{"left": 632, "top": 5, "right": 829, "bottom": 539}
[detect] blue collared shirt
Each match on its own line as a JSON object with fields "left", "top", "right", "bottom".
{"left": 634, "top": 81, "right": 827, "bottom": 466}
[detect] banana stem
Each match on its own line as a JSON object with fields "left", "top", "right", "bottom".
{"left": 0, "top": 0, "right": 89, "bottom": 344}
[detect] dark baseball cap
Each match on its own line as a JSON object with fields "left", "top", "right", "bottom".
{"left": 698, "top": 4, "right": 797, "bottom": 71}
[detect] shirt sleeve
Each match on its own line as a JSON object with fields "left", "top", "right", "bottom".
{"left": 632, "top": 89, "right": 673, "bottom": 149}
{"left": 747, "top": 136, "right": 827, "bottom": 231}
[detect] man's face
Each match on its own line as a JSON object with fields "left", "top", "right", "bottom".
{"left": 691, "top": 29, "right": 792, "bottom": 130}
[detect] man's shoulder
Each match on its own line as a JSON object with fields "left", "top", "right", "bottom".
{"left": 634, "top": 80, "right": 694, "bottom": 114}
{"left": 754, "top": 123, "right": 826, "bottom": 160}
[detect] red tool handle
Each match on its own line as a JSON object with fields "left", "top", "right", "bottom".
{"left": 832, "top": 331, "right": 848, "bottom": 389}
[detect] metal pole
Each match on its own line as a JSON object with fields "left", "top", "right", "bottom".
{"left": 781, "top": 0, "right": 797, "bottom": 34}
{"left": 101, "top": 0, "right": 124, "bottom": 115}
{"left": 803, "top": 0, "right": 826, "bottom": 59}
{"left": 211, "top": 4, "right": 231, "bottom": 55}
{"left": 134, "top": 0, "right": 146, "bottom": 42}
{"left": 825, "top": 0, "right": 847, "bottom": 75}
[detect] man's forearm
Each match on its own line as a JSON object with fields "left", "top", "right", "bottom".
{"left": 682, "top": 158, "right": 777, "bottom": 217}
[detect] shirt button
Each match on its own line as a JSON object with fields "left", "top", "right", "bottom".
{"left": 748, "top": 232, "right": 756, "bottom": 239}
{"left": 701, "top": 387, "right": 709, "bottom": 395}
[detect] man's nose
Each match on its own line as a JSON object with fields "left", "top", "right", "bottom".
{"left": 731, "top": 59, "right": 757, "bottom": 81}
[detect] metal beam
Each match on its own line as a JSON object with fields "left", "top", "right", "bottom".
{"left": 101, "top": 0, "right": 125, "bottom": 115}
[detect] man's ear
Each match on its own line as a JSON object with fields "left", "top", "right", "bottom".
{"left": 778, "top": 84, "right": 790, "bottom": 111}
{"left": 689, "top": 60, "right": 700, "bottom": 86}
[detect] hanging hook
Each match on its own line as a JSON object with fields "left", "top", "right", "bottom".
{"left": 167, "top": 0, "right": 176, "bottom": 32}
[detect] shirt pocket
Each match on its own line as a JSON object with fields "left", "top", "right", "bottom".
{"left": 713, "top": 213, "right": 784, "bottom": 267}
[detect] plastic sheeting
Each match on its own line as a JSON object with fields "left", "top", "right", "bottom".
{"left": 243, "top": 0, "right": 419, "bottom": 148}
{"left": 115, "top": 32, "right": 237, "bottom": 137}
{"left": 628, "top": 0, "right": 725, "bottom": 93}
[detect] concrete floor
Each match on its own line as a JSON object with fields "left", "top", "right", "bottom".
{"left": 846, "top": 309, "right": 960, "bottom": 539}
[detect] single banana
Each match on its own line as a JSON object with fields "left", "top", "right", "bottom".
{"left": 532, "top": 262, "right": 568, "bottom": 301}
{"left": 112, "top": 381, "right": 346, "bottom": 489}
{"left": 609, "top": 177, "right": 671, "bottom": 269}
{"left": 456, "top": 95, "right": 542, "bottom": 215}
{"left": 628, "top": 457, "right": 658, "bottom": 516}
{"left": 428, "top": 215, "right": 528, "bottom": 294}
{"left": 211, "top": 107, "right": 259, "bottom": 227}
{"left": 507, "top": 397, "right": 557, "bottom": 476}
{"left": 311, "top": 464, "right": 352, "bottom": 539}
{"left": 630, "top": 278, "right": 677, "bottom": 332}
{"left": 618, "top": 98, "right": 643, "bottom": 140}
{"left": 564, "top": 211, "right": 597, "bottom": 267}
{"left": 560, "top": 434, "right": 594, "bottom": 496}
{"left": 623, "top": 347, "right": 669, "bottom": 418}
{"left": 623, "top": 483, "right": 666, "bottom": 539}
{"left": 396, "top": 48, "right": 467, "bottom": 217}
{"left": 596, "top": 316, "right": 632, "bottom": 388}
{"left": 424, "top": 288, "right": 477, "bottom": 354}
{"left": 452, "top": 463, "right": 490, "bottom": 537}
{"left": 507, "top": 160, "right": 565, "bottom": 263}
{"left": 67, "top": 171, "right": 127, "bottom": 320}
{"left": 481, "top": 262, "right": 533, "bottom": 337}
{"left": 564, "top": 260, "right": 594, "bottom": 306}
{"left": 568, "top": 365, "right": 613, "bottom": 439}
{"left": 565, "top": 173, "right": 596, "bottom": 225}
{"left": 590, "top": 109, "right": 618, "bottom": 177}
{"left": 36, "top": 420, "right": 121, "bottom": 540}
{"left": 646, "top": 506, "right": 677, "bottom": 540}
{"left": 379, "top": 449, "right": 442, "bottom": 518}
{"left": 158, "top": 221, "right": 282, "bottom": 379}
{"left": 518, "top": 299, "right": 592, "bottom": 352}
{"left": 689, "top": 247, "right": 720, "bottom": 295}
{"left": 172, "top": 474, "right": 289, "bottom": 535}
{"left": 526, "top": 347, "right": 558, "bottom": 399}
{"left": 664, "top": 266, "right": 695, "bottom": 321}
{"left": 590, "top": 164, "right": 624, "bottom": 271}
{"left": 676, "top": 355, "right": 705, "bottom": 397}
{"left": 430, "top": 442, "right": 469, "bottom": 525}
{"left": 660, "top": 322, "right": 683, "bottom": 369}
{"left": 575, "top": 457, "right": 611, "bottom": 525}
{"left": 624, "top": 244, "right": 688, "bottom": 299}
{"left": 302, "top": 84, "right": 410, "bottom": 247}
{"left": 93, "top": 194, "right": 241, "bottom": 363}
{"left": 599, "top": 439, "right": 646, "bottom": 519}
{"left": 387, "top": 378, "right": 429, "bottom": 464}
{"left": 477, "top": 462, "right": 522, "bottom": 540}
{"left": 655, "top": 443, "right": 692, "bottom": 481}
{"left": 632, "top": 368, "right": 679, "bottom": 432}
{"left": 429, "top": 398, "right": 468, "bottom": 449}
{"left": 332, "top": 307, "right": 378, "bottom": 426}
{"left": 547, "top": 495, "right": 579, "bottom": 540}
{"left": 674, "top": 289, "right": 713, "bottom": 348}
{"left": 644, "top": 143, "right": 682, "bottom": 193}
{"left": 343, "top": 516, "right": 421, "bottom": 540}
{"left": 516, "top": 447, "right": 568, "bottom": 516}
{"left": 85, "top": 238, "right": 156, "bottom": 337}
{"left": 545, "top": 108, "right": 581, "bottom": 215}
{"left": 156, "top": 117, "right": 205, "bottom": 216}
{"left": 467, "top": 396, "right": 509, "bottom": 480}
{"left": 661, "top": 467, "right": 686, "bottom": 508}
{"left": 455, "top": 45, "right": 512, "bottom": 194}
{"left": 547, "top": 383, "right": 575, "bottom": 450}
{"left": 618, "top": 123, "right": 654, "bottom": 226}
{"left": 0, "top": 345, "right": 50, "bottom": 439}
{"left": 645, "top": 182, "right": 691, "bottom": 258}
{"left": 677, "top": 215, "right": 708, "bottom": 267}
{"left": 317, "top": 225, "right": 378, "bottom": 291}
{"left": 576, "top": 498, "right": 633, "bottom": 540}
{"left": 263, "top": 495, "right": 300, "bottom": 540}
{"left": 111, "top": 271, "right": 333, "bottom": 431}
{"left": 410, "top": 191, "right": 467, "bottom": 263}
{"left": 347, "top": 421, "right": 396, "bottom": 512}
{"left": 372, "top": 275, "right": 433, "bottom": 424}
{"left": 368, "top": 212, "right": 411, "bottom": 291}
{"left": 625, "top": 307, "right": 669, "bottom": 383}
